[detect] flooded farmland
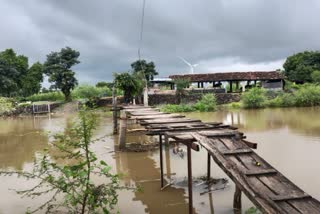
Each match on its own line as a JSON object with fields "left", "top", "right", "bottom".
{"left": 1, "top": 107, "right": 320, "bottom": 214}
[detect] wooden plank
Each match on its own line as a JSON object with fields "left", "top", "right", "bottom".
{"left": 140, "top": 118, "right": 201, "bottom": 125}
{"left": 131, "top": 114, "right": 185, "bottom": 120}
{"left": 271, "top": 194, "right": 311, "bottom": 202}
{"left": 222, "top": 149, "right": 253, "bottom": 155}
{"left": 198, "top": 130, "right": 239, "bottom": 138}
{"left": 244, "top": 169, "right": 277, "bottom": 176}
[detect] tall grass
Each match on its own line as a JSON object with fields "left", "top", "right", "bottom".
{"left": 26, "top": 92, "right": 64, "bottom": 102}
{"left": 71, "top": 85, "right": 112, "bottom": 100}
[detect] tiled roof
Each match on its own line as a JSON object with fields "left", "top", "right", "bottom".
{"left": 169, "top": 71, "right": 284, "bottom": 82}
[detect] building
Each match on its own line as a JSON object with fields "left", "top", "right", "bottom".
{"left": 169, "top": 71, "right": 285, "bottom": 92}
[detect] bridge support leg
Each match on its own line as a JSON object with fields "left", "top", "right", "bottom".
{"left": 207, "top": 152, "right": 211, "bottom": 181}
{"left": 118, "top": 112, "right": 127, "bottom": 150}
{"left": 233, "top": 186, "right": 242, "bottom": 213}
{"left": 187, "top": 144, "right": 193, "bottom": 214}
{"left": 159, "top": 134, "right": 164, "bottom": 188}
{"left": 112, "top": 86, "right": 118, "bottom": 134}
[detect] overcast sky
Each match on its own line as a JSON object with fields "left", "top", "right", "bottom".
{"left": 1, "top": 0, "right": 320, "bottom": 84}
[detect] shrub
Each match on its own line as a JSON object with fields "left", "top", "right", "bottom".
{"left": 0, "top": 97, "right": 15, "bottom": 114}
{"left": 241, "top": 87, "right": 267, "bottom": 108}
{"left": 26, "top": 91, "right": 64, "bottom": 102}
{"left": 194, "top": 94, "right": 217, "bottom": 112}
{"left": 72, "top": 84, "right": 112, "bottom": 100}
{"left": 311, "top": 70, "right": 320, "bottom": 84}
{"left": 294, "top": 84, "right": 320, "bottom": 106}
{"left": 161, "top": 104, "right": 195, "bottom": 113}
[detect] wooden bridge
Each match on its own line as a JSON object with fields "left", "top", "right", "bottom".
{"left": 114, "top": 105, "right": 320, "bottom": 214}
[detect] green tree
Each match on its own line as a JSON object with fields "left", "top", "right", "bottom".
{"left": 131, "top": 59, "right": 158, "bottom": 84}
{"left": 174, "top": 78, "right": 190, "bottom": 104}
{"left": 114, "top": 72, "right": 145, "bottom": 103}
{"left": 283, "top": 51, "right": 320, "bottom": 83}
{"left": 21, "top": 62, "right": 43, "bottom": 97}
{"left": 0, "top": 49, "right": 28, "bottom": 96}
{"left": 43, "top": 47, "right": 79, "bottom": 101}
{"left": 311, "top": 70, "right": 320, "bottom": 84}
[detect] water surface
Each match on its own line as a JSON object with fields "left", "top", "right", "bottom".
{"left": 0, "top": 107, "right": 320, "bottom": 213}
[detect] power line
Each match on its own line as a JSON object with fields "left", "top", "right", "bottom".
{"left": 138, "top": 0, "right": 146, "bottom": 60}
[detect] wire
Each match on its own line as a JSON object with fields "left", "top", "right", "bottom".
{"left": 138, "top": 0, "right": 146, "bottom": 61}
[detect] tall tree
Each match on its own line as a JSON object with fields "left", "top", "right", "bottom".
{"left": 114, "top": 72, "right": 145, "bottom": 103}
{"left": 43, "top": 47, "right": 79, "bottom": 101}
{"left": 283, "top": 51, "right": 320, "bottom": 83}
{"left": 131, "top": 59, "right": 158, "bottom": 84}
{"left": 21, "top": 62, "right": 43, "bottom": 97}
{"left": 0, "top": 49, "right": 28, "bottom": 96}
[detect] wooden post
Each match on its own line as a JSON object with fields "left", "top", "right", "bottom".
{"left": 112, "top": 86, "right": 118, "bottom": 134}
{"left": 165, "top": 144, "right": 171, "bottom": 181}
{"left": 233, "top": 186, "right": 242, "bottom": 213}
{"left": 236, "top": 81, "right": 239, "bottom": 92}
{"left": 118, "top": 111, "right": 127, "bottom": 150}
{"left": 143, "top": 86, "right": 148, "bottom": 107}
{"left": 197, "top": 82, "right": 200, "bottom": 88}
{"left": 159, "top": 134, "right": 164, "bottom": 188}
{"left": 187, "top": 144, "right": 193, "bottom": 214}
{"left": 207, "top": 152, "right": 211, "bottom": 181}
{"left": 229, "top": 81, "right": 233, "bottom": 93}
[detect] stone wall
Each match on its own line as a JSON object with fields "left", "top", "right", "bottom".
{"left": 148, "top": 92, "right": 240, "bottom": 105}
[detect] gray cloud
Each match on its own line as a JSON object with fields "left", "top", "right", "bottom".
{"left": 1, "top": 0, "right": 320, "bottom": 83}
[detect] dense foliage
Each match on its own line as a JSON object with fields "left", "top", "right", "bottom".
{"left": 43, "top": 47, "right": 80, "bottom": 101}
{"left": 114, "top": 71, "right": 146, "bottom": 103}
{"left": 161, "top": 94, "right": 217, "bottom": 113}
{"left": 0, "top": 97, "right": 15, "bottom": 114}
{"left": 0, "top": 49, "right": 43, "bottom": 97}
{"left": 240, "top": 84, "right": 320, "bottom": 108}
{"left": 283, "top": 51, "right": 320, "bottom": 83}
{"left": 26, "top": 91, "right": 65, "bottom": 102}
{"left": 311, "top": 70, "right": 320, "bottom": 83}
{"left": 241, "top": 87, "right": 267, "bottom": 108}
{"left": 72, "top": 84, "right": 112, "bottom": 100}
{"left": 0, "top": 110, "right": 129, "bottom": 213}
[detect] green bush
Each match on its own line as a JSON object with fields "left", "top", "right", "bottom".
{"left": 241, "top": 87, "right": 267, "bottom": 108}
{"left": 72, "top": 84, "right": 113, "bottom": 100}
{"left": 294, "top": 84, "right": 320, "bottom": 106}
{"left": 0, "top": 97, "right": 15, "bottom": 114}
{"left": 26, "top": 91, "right": 64, "bottom": 102}
{"left": 267, "top": 93, "right": 296, "bottom": 108}
{"left": 161, "top": 104, "right": 195, "bottom": 113}
{"left": 161, "top": 94, "right": 217, "bottom": 113}
{"left": 194, "top": 94, "right": 217, "bottom": 112}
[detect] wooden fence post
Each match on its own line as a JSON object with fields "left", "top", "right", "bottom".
{"left": 233, "top": 186, "right": 242, "bottom": 213}
{"left": 112, "top": 86, "right": 118, "bottom": 134}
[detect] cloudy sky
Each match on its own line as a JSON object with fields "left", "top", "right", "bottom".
{"left": 1, "top": 0, "right": 320, "bottom": 84}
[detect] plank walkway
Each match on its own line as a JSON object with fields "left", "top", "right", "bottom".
{"left": 119, "top": 105, "right": 320, "bottom": 214}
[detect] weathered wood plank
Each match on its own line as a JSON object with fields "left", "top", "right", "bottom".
{"left": 271, "top": 194, "right": 311, "bottom": 202}
{"left": 192, "top": 133, "right": 283, "bottom": 213}
{"left": 131, "top": 114, "right": 185, "bottom": 120}
{"left": 244, "top": 169, "right": 277, "bottom": 176}
{"left": 140, "top": 118, "right": 201, "bottom": 125}
{"left": 222, "top": 149, "right": 253, "bottom": 155}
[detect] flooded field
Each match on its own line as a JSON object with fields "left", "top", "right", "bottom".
{"left": 1, "top": 107, "right": 320, "bottom": 213}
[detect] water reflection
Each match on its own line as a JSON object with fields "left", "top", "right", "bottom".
{"left": 185, "top": 107, "right": 320, "bottom": 138}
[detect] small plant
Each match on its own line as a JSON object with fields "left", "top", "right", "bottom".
{"left": 0, "top": 97, "right": 15, "bottom": 114}
{"left": 241, "top": 87, "right": 267, "bottom": 109}
{"left": 0, "top": 109, "right": 130, "bottom": 213}
{"left": 245, "top": 207, "right": 262, "bottom": 214}
{"left": 194, "top": 94, "right": 217, "bottom": 112}
{"left": 174, "top": 78, "right": 190, "bottom": 104}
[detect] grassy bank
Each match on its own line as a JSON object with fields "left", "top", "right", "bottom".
{"left": 160, "top": 94, "right": 217, "bottom": 113}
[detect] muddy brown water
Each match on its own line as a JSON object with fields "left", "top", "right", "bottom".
{"left": 0, "top": 107, "right": 320, "bottom": 214}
